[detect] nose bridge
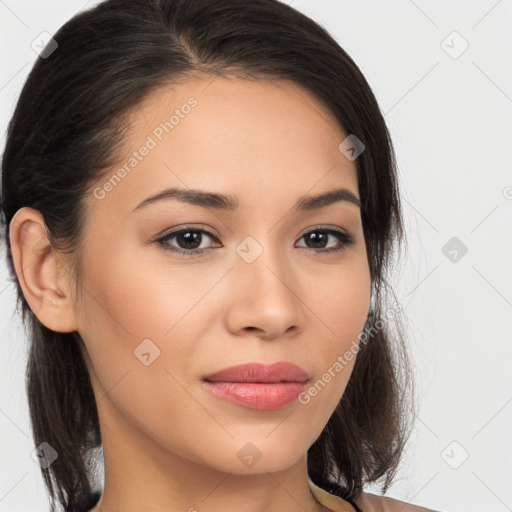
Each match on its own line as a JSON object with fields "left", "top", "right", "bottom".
{"left": 226, "top": 232, "right": 303, "bottom": 338}
{"left": 235, "top": 232, "right": 289, "bottom": 290}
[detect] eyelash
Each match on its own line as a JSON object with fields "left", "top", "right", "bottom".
{"left": 155, "top": 225, "right": 355, "bottom": 258}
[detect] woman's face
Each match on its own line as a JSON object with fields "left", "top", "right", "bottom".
{"left": 73, "top": 75, "right": 371, "bottom": 475}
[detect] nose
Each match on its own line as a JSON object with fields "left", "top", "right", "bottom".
{"left": 224, "top": 242, "right": 306, "bottom": 341}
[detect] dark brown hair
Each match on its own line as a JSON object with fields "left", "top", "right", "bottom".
{"left": 0, "top": 0, "right": 414, "bottom": 510}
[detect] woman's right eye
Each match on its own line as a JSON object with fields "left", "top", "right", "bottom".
{"left": 156, "top": 227, "right": 220, "bottom": 258}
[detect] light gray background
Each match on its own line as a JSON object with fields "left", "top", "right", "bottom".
{"left": 1, "top": 1, "right": 511, "bottom": 511}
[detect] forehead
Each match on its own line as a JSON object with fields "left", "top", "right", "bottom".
{"left": 86, "top": 74, "right": 359, "bottom": 220}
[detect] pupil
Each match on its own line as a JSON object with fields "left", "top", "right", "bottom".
{"left": 307, "top": 232, "right": 327, "bottom": 249}
{"left": 179, "top": 231, "right": 201, "bottom": 249}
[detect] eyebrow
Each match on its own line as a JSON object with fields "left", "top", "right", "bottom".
{"left": 131, "top": 186, "right": 361, "bottom": 213}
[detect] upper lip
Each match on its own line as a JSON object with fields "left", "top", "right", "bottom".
{"left": 203, "top": 362, "right": 309, "bottom": 383}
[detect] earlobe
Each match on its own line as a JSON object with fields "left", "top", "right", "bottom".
{"left": 9, "top": 207, "right": 79, "bottom": 333}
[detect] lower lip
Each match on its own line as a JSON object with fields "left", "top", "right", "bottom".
{"left": 202, "top": 381, "right": 306, "bottom": 410}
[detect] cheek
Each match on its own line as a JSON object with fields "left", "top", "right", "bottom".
{"left": 304, "top": 258, "right": 371, "bottom": 404}
{"left": 75, "top": 251, "right": 195, "bottom": 436}
{"left": 311, "top": 258, "right": 371, "bottom": 344}
{"left": 75, "top": 242, "right": 214, "bottom": 403}
{"left": 78, "top": 236, "right": 203, "bottom": 344}
{"left": 74, "top": 243, "right": 170, "bottom": 388}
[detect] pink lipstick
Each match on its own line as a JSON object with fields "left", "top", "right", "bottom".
{"left": 202, "top": 362, "right": 309, "bottom": 410}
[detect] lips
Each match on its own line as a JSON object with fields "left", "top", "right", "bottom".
{"left": 202, "top": 362, "right": 309, "bottom": 383}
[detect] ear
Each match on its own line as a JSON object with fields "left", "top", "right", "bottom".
{"left": 9, "top": 207, "right": 79, "bottom": 333}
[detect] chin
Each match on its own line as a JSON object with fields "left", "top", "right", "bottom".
{"left": 199, "top": 437, "right": 308, "bottom": 475}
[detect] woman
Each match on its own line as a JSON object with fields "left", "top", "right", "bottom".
{"left": 0, "top": 0, "right": 440, "bottom": 511}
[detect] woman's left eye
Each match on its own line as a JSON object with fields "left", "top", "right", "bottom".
{"left": 155, "top": 226, "right": 354, "bottom": 258}
{"left": 296, "top": 228, "right": 354, "bottom": 253}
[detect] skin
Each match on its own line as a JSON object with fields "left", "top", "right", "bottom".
{"left": 9, "top": 74, "right": 371, "bottom": 512}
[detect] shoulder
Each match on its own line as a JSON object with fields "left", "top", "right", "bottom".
{"left": 355, "top": 491, "right": 442, "bottom": 512}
